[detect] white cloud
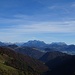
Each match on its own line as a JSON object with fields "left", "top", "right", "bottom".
{"left": 17, "top": 21, "right": 75, "bottom": 33}
{"left": 1, "top": 20, "right": 75, "bottom": 34}
{"left": 0, "top": 14, "right": 75, "bottom": 37}
{"left": 0, "top": 15, "right": 75, "bottom": 43}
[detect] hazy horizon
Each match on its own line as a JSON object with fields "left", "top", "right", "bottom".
{"left": 0, "top": 40, "right": 73, "bottom": 45}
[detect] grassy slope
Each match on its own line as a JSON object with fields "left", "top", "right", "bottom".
{"left": 0, "top": 54, "right": 24, "bottom": 75}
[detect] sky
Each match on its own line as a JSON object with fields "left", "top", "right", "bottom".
{"left": 0, "top": 0, "right": 75, "bottom": 44}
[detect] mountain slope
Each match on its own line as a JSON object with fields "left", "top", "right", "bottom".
{"left": 15, "top": 47, "right": 45, "bottom": 59}
{"left": 7, "top": 44, "right": 18, "bottom": 49}
{"left": 0, "top": 47, "right": 48, "bottom": 75}
{"left": 0, "top": 62, "right": 20, "bottom": 75}
{"left": 43, "top": 55, "right": 75, "bottom": 75}
{"left": 39, "top": 51, "right": 68, "bottom": 63}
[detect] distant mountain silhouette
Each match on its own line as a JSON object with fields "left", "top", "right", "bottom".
{"left": 0, "top": 41, "right": 6, "bottom": 46}
{"left": 1, "top": 40, "right": 75, "bottom": 55}
{"left": 50, "top": 42, "right": 67, "bottom": 46}
{"left": 46, "top": 42, "right": 67, "bottom": 51}
{"left": 22, "top": 40, "right": 47, "bottom": 49}
{"left": 66, "top": 45, "right": 75, "bottom": 51}
{"left": 22, "top": 40, "right": 68, "bottom": 51}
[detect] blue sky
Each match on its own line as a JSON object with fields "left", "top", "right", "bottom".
{"left": 0, "top": 0, "right": 75, "bottom": 44}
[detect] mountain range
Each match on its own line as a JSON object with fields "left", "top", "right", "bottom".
{"left": 0, "top": 40, "right": 75, "bottom": 75}
{"left": 0, "top": 40, "right": 75, "bottom": 55}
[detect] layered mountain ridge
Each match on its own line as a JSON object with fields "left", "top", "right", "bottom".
{"left": 0, "top": 40, "right": 75, "bottom": 75}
